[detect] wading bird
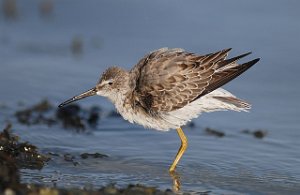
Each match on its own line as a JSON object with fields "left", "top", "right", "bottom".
{"left": 59, "top": 47, "right": 259, "bottom": 173}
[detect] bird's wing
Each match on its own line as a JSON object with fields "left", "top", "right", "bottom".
{"left": 130, "top": 48, "right": 259, "bottom": 112}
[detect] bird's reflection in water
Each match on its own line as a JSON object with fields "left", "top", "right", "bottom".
{"left": 170, "top": 171, "right": 181, "bottom": 192}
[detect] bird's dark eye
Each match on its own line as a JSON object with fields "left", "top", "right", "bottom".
{"left": 108, "top": 81, "right": 113, "bottom": 85}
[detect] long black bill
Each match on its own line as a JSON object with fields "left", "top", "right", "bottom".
{"left": 58, "top": 87, "right": 97, "bottom": 108}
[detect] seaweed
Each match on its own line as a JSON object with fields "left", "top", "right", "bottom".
{"left": 0, "top": 123, "right": 50, "bottom": 170}
{"left": 204, "top": 127, "right": 225, "bottom": 137}
{"left": 14, "top": 100, "right": 102, "bottom": 131}
{"left": 241, "top": 129, "right": 268, "bottom": 139}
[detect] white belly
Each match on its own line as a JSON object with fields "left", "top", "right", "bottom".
{"left": 114, "top": 88, "right": 250, "bottom": 131}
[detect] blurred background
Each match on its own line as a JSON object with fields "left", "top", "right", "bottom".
{"left": 0, "top": 0, "right": 300, "bottom": 194}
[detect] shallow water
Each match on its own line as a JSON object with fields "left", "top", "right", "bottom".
{"left": 1, "top": 0, "right": 300, "bottom": 194}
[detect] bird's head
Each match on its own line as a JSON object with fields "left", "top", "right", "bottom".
{"left": 58, "top": 66, "right": 128, "bottom": 108}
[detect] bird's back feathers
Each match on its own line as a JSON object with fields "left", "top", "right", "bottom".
{"left": 130, "top": 48, "right": 259, "bottom": 114}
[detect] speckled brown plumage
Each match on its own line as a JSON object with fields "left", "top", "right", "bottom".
{"left": 130, "top": 48, "right": 259, "bottom": 113}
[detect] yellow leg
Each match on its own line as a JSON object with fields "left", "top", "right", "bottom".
{"left": 169, "top": 127, "right": 188, "bottom": 172}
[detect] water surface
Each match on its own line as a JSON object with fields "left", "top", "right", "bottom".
{"left": 1, "top": 0, "right": 300, "bottom": 194}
